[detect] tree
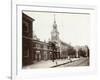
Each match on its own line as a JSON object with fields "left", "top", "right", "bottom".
{"left": 68, "top": 46, "right": 76, "bottom": 58}
{"left": 48, "top": 41, "right": 57, "bottom": 62}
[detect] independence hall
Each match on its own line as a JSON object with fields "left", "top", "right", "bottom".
{"left": 22, "top": 13, "right": 89, "bottom": 66}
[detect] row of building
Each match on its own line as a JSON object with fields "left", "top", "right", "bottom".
{"left": 22, "top": 13, "right": 89, "bottom": 66}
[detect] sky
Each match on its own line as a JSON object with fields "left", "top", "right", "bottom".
{"left": 23, "top": 11, "right": 90, "bottom": 46}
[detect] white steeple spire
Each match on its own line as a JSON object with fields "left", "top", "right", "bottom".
{"left": 54, "top": 14, "right": 56, "bottom": 23}
{"left": 51, "top": 13, "right": 59, "bottom": 44}
{"left": 53, "top": 14, "right": 57, "bottom": 29}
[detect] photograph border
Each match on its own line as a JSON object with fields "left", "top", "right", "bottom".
{"left": 12, "top": 3, "right": 97, "bottom": 80}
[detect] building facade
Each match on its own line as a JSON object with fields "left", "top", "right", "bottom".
{"left": 32, "top": 40, "right": 49, "bottom": 61}
{"left": 32, "top": 39, "right": 60, "bottom": 62}
{"left": 22, "top": 13, "right": 35, "bottom": 66}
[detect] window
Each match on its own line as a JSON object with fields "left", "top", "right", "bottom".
{"left": 23, "top": 21, "right": 29, "bottom": 32}
{"left": 36, "top": 44, "right": 40, "bottom": 49}
{"left": 44, "top": 45, "right": 47, "bottom": 49}
{"left": 24, "top": 48, "right": 29, "bottom": 57}
{"left": 33, "top": 43, "right": 36, "bottom": 47}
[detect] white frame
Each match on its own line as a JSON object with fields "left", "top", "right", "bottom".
{"left": 12, "top": 3, "right": 97, "bottom": 80}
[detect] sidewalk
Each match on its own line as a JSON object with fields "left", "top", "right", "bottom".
{"left": 23, "top": 58, "right": 80, "bottom": 69}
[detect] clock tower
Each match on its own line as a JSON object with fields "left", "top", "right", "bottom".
{"left": 51, "top": 14, "right": 60, "bottom": 46}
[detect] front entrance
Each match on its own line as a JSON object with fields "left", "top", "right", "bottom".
{"left": 35, "top": 50, "right": 41, "bottom": 61}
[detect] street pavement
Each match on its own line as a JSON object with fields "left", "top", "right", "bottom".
{"left": 23, "top": 58, "right": 80, "bottom": 69}
{"left": 56, "top": 57, "right": 89, "bottom": 68}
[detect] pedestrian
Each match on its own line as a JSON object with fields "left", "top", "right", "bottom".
{"left": 56, "top": 61, "right": 58, "bottom": 65}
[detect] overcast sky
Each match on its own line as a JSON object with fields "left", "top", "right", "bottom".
{"left": 23, "top": 11, "right": 90, "bottom": 46}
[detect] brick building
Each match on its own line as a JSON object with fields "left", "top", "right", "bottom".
{"left": 22, "top": 13, "right": 35, "bottom": 66}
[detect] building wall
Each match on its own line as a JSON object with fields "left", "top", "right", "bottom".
{"left": 32, "top": 40, "right": 49, "bottom": 61}
{"left": 32, "top": 40, "right": 60, "bottom": 62}
{"left": 22, "top": 13, "right": 35, "bottom": 66}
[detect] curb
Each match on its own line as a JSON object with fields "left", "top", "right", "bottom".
{"left": 50, "top": 59, "right": 80, "bottom": 68}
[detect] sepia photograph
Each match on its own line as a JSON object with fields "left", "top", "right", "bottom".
{"left": 22, "top": 10, "right": 90, "bottom": 69}
{"left": 10, "top": 1, "right": 97, "bottom": 79}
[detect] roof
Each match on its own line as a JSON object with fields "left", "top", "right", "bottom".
{"left": 22, "top": 13, "right": 35, "bottom": 21}
{"left": 60, "top": 41, "right": 71, "bottom": 47}
{"left": 32, "top": 39, "right": 48, "bottom": 45}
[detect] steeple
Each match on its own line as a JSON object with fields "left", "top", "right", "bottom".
{"left": 54, "top": 14, "right": 56, "bottom": 23}
{"left": 53, "top": 14, "right": 57, "bottom": 29}
{"left": 51, "top": 14, "right": 59, "bottom": 44}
